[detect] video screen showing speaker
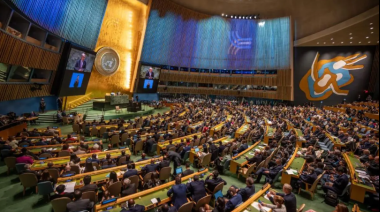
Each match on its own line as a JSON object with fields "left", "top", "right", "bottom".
{"left": 59, "top": 46, "right": 96, "bottom": 97}
{"left": 65, "top": 48, "right": 96, "bottom": 72}
{"left": 137, "top": 65, "right": 161, "bottom": 93}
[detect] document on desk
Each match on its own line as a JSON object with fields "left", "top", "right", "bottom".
{"left": 286, "top": 169, "right": 298, "bottom": 175}
{"left": 63, "top": 182, "right": 76, "bottom": 193}
{"left": 252, "top": 202, "right": 271, "bottom": 212}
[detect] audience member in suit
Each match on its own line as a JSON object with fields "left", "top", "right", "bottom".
{"left": 205, "top": 170, "right": 227, "bottom": 192}
{"left": 181, "top": 162, "right": 194, "bottom": 177}
{"left": 245, "top": 150, "right": 263, "bottom": 165}
{"left": 116, "top": 150, "right": 128, "bottom": 165}
{"left": 166, "top": 140, "right": 176, "bottom": 151}
{"left": 187, "top": 175, "right": 207, "bottom": 203}
{"left": 315, "top": 162, "right": 324, "bottom": 176}
{"left": 236, "top": 141, "right": 249, "bottom": 154}
{"left": 225, "top": 187, "right": 243, "bottom": 212}
{"left": 66, "top": 190, "right": 94, "bottom": 212}
{"left": 269, "top": 184, "right": 297, "bottom": 212}
{"left": 366, "top": 156, "right": 379, "bottom": 176}
{"left": 238, "top": 177, "right": 256, "bottom": 202}
{"left": 121, "top": 199, "right": 145, "bottom": 212}
{"left": 137, "top": 153, "right": 149, "bottom": 162}
{"left": 160, "top": 204, "right": 177, "bottom": 212}
{"left": 78, "top": 175, "right": 98, "bottom": 193}
{"left": 50, "top": 184, "right": 74, "bottom": 200}
{"left": 322, "top": 167, "right": 349, "bottom": 195}
{"left": 123, "top": 164, "right": 138, "bottom": 179}
{"left": 167, "top": 177, "right": 188, "bottom": 210}
{"left": 254, "top": 159, "right": 283, "bottom": 184}
{"left": 142, "top": 159, "right": 159, "bottom": 176}
{"left": 297, "top": 167, "right": 318, "bottom": 190}
{"left": 158, "top": 156, "right": 171, "bottom": 171}
{"left": 166, "top": 151, "right": 182, "bottom": 175}
{"left": 121, "top": 178, "right": 136, "bottom": 197}
{"left": 23, "top": 164, "right": 41, "bottom": 178}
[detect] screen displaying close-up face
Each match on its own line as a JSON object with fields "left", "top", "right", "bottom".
{"left": 65, "top": 48, "right": 96, "bottom": 73}
{"left": 140, "top": 65, "right": 161, "bottom": 80}
{"left": 137, "top": 65, "right": 161, "bottom": 93}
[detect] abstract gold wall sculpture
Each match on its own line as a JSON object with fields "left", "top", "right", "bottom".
{"left": 66, "top": 0, "right": 149, "bottom": 103}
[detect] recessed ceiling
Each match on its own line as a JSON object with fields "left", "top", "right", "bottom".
{"left": 169, "top": 0, "right": 379, "bottom": 39}
{"left": 295, "top": 7, "right": 379, "bottom": 47}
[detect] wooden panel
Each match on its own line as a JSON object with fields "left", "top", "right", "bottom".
{"left": 160, "top": 71, "right": 281, "bottom": 86}
{"left": 158, "top": 86, "right": 280, "bottom": 100}
{"left": 0, "top": 122, "right": 27, "bottom": 139}
{"left": 0, "top": 84, "right": 53, "bottom": 101}
{"left": 0, "top": 30, "right": 61, "bottom": 70}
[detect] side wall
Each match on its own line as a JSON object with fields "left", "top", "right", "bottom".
{"left": 0, "top": 96, "right": 57, "bottom": 115}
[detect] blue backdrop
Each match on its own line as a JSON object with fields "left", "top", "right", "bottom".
{"left": 141, "top": 3, "right": 290, "bottom": 70}
{"left": 9, "top": 0, "right": 108, "bottom": 49}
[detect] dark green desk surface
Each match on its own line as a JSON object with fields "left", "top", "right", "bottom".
{"left": 234, "top": 142, "right": 266, "bottom": 165}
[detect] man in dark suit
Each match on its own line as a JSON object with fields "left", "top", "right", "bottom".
{"left": 297, "top": 167, "right": 318, "bottom": 190}
{"left": 121, "top": 199, "right": 145, "bottom": 212}
{"left": 269, "top": 184, "right": 297, "bottom": 212}
{"left": 322, "top": 167, "right": 349, "bottom": 195}
{"left": 181, "top": 162, "right": 194, "bottom": 177}
{"left": 167, "top": 177, "right": 188, "bottom": 210}
{"left": 205, "top": 170, "right": 227, "bottom": 192}
{"left": 160, "top": 204, "right": 177, "bottom": 212}
{"left": 137, "top": 153, "right": 149, "bottom": 162}
{"left": 123, "top": 164, "right": 138, "bottom": 179}
{"left": 142, "top": 159, "right": 159, "bottom": 176}
{"left": 66, "top": 190, "right": 94, "bottom": 212}
{"left": 74, "top": 53, "right": 87, "bottom": 71}
{"left": 121, "top": 178, "right": 136, "bottom": 197}
{"left": 225, "top": 187, "right": 243, "bottom": 212}
{"left": 78, "top": 175, "right": 98, "bottom": 193}
{"left": 236, "top": 141, "right": 249, "bottom": 154}
{"left": 238, "top": 177, "right": 256, "bottom": 201}
{"left": 166, "top": 140, "right": 176, "bottom": 151}
{"left": 158, "top": 156, "right": 171, "bottom": 171}
{"left": 167, "top": 151, "right": 182, "bottom": 175}
{"left": 187, "top": 175, "right": 207, "bottom": 203}
{"left": 254, "top": 159, "right": 283, "bottom": 184}
{"left": 145, "top": 67, "right": 155, "bottom": 79}
{"left": 245, "top": 150, "right": 263, "bottom": 165}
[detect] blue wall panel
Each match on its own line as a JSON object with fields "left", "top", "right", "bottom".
{"left": 141, "top": 0, "right": 290, "bottom": 70}
{"left": 10, "top": 0, "right": 108, "bottom": 49}
{"left": 0, "top": 96, "right": 58, "bottom": 116}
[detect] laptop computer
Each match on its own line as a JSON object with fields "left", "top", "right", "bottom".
{"left": 176, "top": 167, "right": 183, "bottom": 175}
{"left": 214, "top": 190, "right": 223, "bottom": 199}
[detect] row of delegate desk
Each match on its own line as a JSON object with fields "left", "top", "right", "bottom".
{"left": 287, "top": 120, "right": 377, "bottom": 204}
{"left": 57, "top": 156, "right": 161, "bottom": 190}
{"left": 95, "top": 169, "right": 209, "bottom": 212}
{"left": 31, "top": 148, "right": 132, "bottom": 171}
{"left": 157, "top": 133, "right": 201, "bottom": 155}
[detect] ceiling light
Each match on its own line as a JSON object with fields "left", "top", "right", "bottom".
{"left": 235, "top": 16, "right": 237, "bottom": 18}
{"left": 341, "top": 42, "right": 344, "bottom": 44}
{"left": 331, "top": 38, "right": 334, "bottom": 40}
{"left": 368, "top": 41, "right": 371, "bottom": 43}
{"left": 370, "top": 23, "right": 373, "bottom": 25}
{"left": 324, "top": 42, "right": 326, "bottom": 44}
{"left": 371, "top": 32, "right": 374, "bottom": 34}
{"left": 350, "top": 37, "right": 353, "bottom": 39}
{"left": 350, "top": 42, "right": 353, "bottom": 44}
{"left": 222, "top": 13, "right": 224, "bottom": 16}
{"left": 349, "top": 33, "right": 352, "bottom": 35}
{"left": 231, "top": 16, "right": 233, "bottom": 18}
{"left": 370, "top": 27, "right": 374, "bottom": 30}
{"left": 366, "top": 37, "right": 369, "bottom": 39}
{"left": 317, "top": 42, "right": 320, "bottom": 44}
{"left": 359, "top": 41, "right": 362, "bottom": 44}
{"left": 332, "top": 42, "right": 335, "bottom": 44}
